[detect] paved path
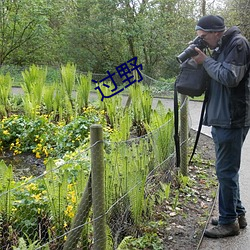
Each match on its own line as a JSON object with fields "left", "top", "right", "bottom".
{"left": 178, "top": 98, "right": 250, "bottom": 250}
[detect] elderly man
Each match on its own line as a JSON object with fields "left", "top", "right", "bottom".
{"left": 192, "top": 15, "right": 250, "bottom": 238}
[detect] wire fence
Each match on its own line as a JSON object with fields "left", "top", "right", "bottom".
{"left": 0, "top": 69, "right": 192, "bottom": 249}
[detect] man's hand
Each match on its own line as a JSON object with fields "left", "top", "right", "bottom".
{"left": 192, "top": 47, "right": 207, "bottom": 64}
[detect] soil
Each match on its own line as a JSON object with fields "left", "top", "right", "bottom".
{"left": 158, "top": 130, "right": 217, "bottom": 250}
{"left": 0, "top": 152, "right": 45, "bottom": 180}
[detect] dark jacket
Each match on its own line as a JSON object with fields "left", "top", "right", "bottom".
{"left": 203, "top": 26, "right": 250, "bottom": 128}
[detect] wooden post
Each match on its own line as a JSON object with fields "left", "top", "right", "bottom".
{"left": 91, "top": 124, "right": 106, "bottom": 250}
{"left": 180, "top": 94, "right": 188, "bottom": 176}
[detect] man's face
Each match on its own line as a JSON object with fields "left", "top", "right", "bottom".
{"left": 196, "top": 30, "right": 222, "bottom": 49}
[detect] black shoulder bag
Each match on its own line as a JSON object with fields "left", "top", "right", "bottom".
{"left": 175, "top": 58, "right": 208, "bottom": 97}
{"left": 174, "top": 58, "right": 210, "bottom": 168}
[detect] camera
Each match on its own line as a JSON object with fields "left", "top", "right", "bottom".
{"left": 176, "top": 36, "right": 208, "bottom": 64}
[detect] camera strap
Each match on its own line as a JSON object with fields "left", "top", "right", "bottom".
{"left": 189, "top": 91, "right": 208, "bottom": 164}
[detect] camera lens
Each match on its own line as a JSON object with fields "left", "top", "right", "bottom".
{"left": 176, "top": 44, "right": 198, "bottom": 63}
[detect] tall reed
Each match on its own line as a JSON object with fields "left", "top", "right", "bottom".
{"left": 76, "top": 72, "right": 92, "bottom": 112}
{"left": 21, "top": 65, "right": 47, "bottom": 118}
{"left": 0, "top": 73, "right": 12, "bottom": 117}
{"left": 105, "top": 137, "right": 153, "bottom": 226}
{"left": 0, "top": 161, "right": 14, "bottom": 222}
{"left": 129, "top": 84, "right": 153, "bottom": 134}
{"left": 43, "top": 84, "right": 56, "bottom": 114}
{"left": 145, "top": 100, "right": 174, "bottom": 164}
{"left": 60, "top": 63, "right": 76, "bottom": 103}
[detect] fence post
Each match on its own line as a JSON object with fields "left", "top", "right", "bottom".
{"left": 180, "top": 94, "right": 188, "bottom": 176}
{"left": 63, "top": 175, "right": 92, "bottom": 250}
{"left": 91, "top": 124, "right": 106, "bottom": 250}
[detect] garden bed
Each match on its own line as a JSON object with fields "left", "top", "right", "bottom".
{"left": 0, "top": 130, "right": 217, "bottom": 250}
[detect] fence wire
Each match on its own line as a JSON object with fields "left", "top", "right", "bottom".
{"left": 0, "top": 71, "right": 192, "bottom": 249}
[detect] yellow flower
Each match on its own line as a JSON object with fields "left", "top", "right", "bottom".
{"left": 26, "top": 183, "right": 37, "bottom": 191}
{"left": 65, "top": 205, "right": 74, "bottom": 218}
{"left": 43, "top": 147, "right": 49, "bottom": 157}
{"left": 36, "top": 152, "right": 41, "bottom": 159}
{"left": 12, "top": 207, "right": 17, "bottom": 212}
{"left": 3, "top": 130, "right": 9, "bottom": 135}
{"left": 71, "top": 195, "right": 76, "bottom": 204}
{"left": 32, "top": 193, "right": 42, "bottom": 201}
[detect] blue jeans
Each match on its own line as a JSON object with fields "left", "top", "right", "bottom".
{"left": 211, "top": 126, "right": 249, "bottom": 225}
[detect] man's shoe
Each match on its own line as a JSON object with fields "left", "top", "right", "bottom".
{"left": 211, "top": 214, "right": 247, "bottom": 229}
{"left": 238, "top": 215, "right": 248, "bottom": 228}
{"left": 204, "top": 222, "right": 240, "bottom": 238}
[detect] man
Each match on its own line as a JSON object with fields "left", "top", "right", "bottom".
{"left": 192, "top": 15, "right": 250, "bottom": 238}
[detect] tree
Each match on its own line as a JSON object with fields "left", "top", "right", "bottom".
{"left": 0, "top": 0, "right": 48, "bottom": 65}
{"left": 220, "top": 0, "right": 250, "bottom": 39}
{"left": 66, "top": 0, "right": 200, "bottom": 78}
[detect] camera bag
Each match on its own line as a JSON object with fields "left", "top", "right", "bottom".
{"left": 174, "top": 58, "right": 210, "bottom": 168}
{"left": 175, "top": 58, "right": 209, "bottom": 97}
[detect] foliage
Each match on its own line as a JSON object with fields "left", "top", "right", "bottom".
{"left": 61, "top": 63, "right": 76, "bottom": 102}
{"left": 76, "top": 71, "right": 92, "bottom": 110}
{"left": 220, "top": 0, "right": 250, "bottom": 40}
{"left": 117, "top": 233, "right": 163, "bottom": 250}
{"left": 12, "top": 176, "right": 49, "bottom": 241}
{"left": 0, "top": 108, "right": 102, "bottom": 158}
{"left": 0, "top": 73, "right": 12, "bottom": 117}
{"left": 128, "top": 83, "right": 153, "bottom": 136}
{"left": 13, "top": 235, "right": 46, "bottom": 250}
{"left": 0, "top": 0, "right": 239, "bottom": 79}
{"left": 145, "top": 100, "right": 175, "bottom": 163}
{"left": 0, "top": 0, "right": 52, "bottom": 65}
{"left": 0, "top": 149, "right": 91, "bottom": 249}
{"left": 0, "top": 161, "right": 15, "bottom": 222}
{"left": 0, "top": 74, "right": 177, "bottom": 248}
{"left": 21, "top": 65, "right": 47, "bottom": 118}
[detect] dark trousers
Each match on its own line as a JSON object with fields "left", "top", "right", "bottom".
{"left": 211, "top": 126, "right": 249, "bottom": 225}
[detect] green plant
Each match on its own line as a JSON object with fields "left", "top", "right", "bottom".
{"left": 144, "top": 100, "right": 174, "bottom": 164}
{"left": 0, "top": 161, "right": 15, "bottom": 222}
{"left": 0, "top": 73, "right": 12, "bottom": 117}
{"left": 172, "top": 190, "right": 180, "bottom": 210}
{"left": 43, "top": 159, "right": 69, "bottom": 225}
{"left": 129, "top": 84, "right": 153, "bottom": 128}
{"left": 109, "top": 108, "right": 132, "bottom": 141}
{"left": 157, "top": 182, "right": 171, "bottom": 204}
{"left": 105, "top": 136, "right": 153, "bottom": 235}
{"left": 13, "top": 233, "right": 49, "bottom": 250}
{"left": 178, "top": 173, "right": 191, "bottom": 189}
{"left": 0, "top": 106, "right": 103, "bottom": 158}
{"left": 117, "top": 233, "right": 163, "bottom": 250}
{"left": 12, "top": 176, "right": 49, "bottom": 241}
{"left": 43, "top": 84, "right": 56, "bottom": 114}
{"left": 96, "top": 84, "right": 125, "bottom": 129}
{"left": 76, "top": 72, "right": 92, "bottom": 111}
{"left": 60, "top": 62, "right": 76, "bottom": 102}
{"left": 21, "top": 65, "right": 47, "bottom": 118}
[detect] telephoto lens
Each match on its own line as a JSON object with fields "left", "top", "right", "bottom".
{"left": 176, "top": 36, "right": 208, "bottom": 63}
